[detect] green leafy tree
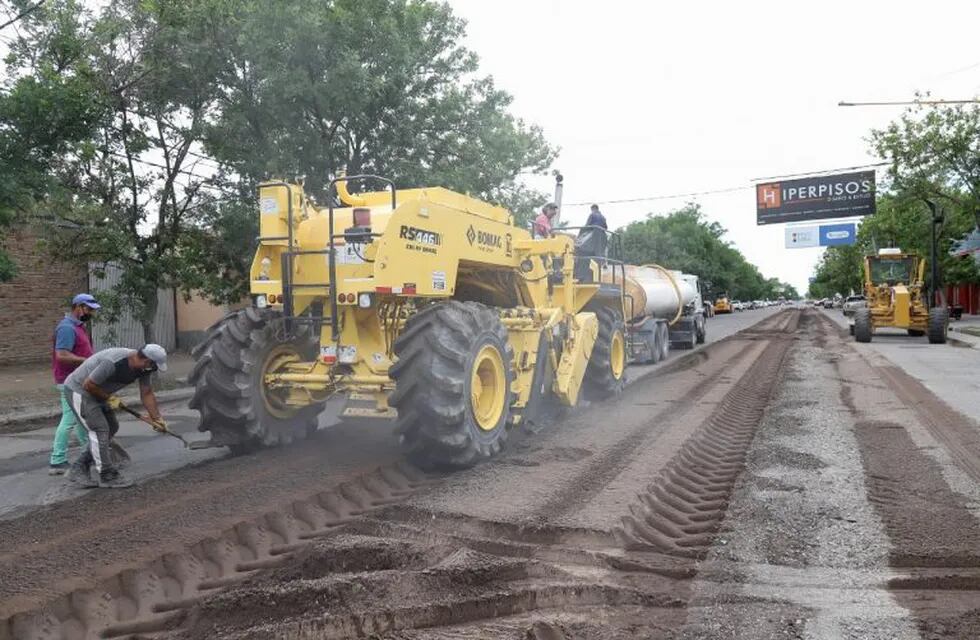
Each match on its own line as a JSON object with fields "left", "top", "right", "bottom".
{"left": 810, "top": 104, "right": 980, "bottom": 296}
{"left": 869, "top": 102, "right": 980, "bottom": 286}
{"left": 620, "top": 203, "right": 787, "bottom": 301}
{"left": 2, "top": 0, "right": 555, "bottom": 337}
{"left": 0, "top": 0, "right": 106, "bottom": 281}
{"left": 807, "top": 244, "right": 863, "bottom": 299}
{"left": 204, "top": 0, "right": 555, "bottom": 219}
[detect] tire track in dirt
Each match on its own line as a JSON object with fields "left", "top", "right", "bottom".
{"left": 812, "top": 311, "right": 980, "bottom": 638}
{"left": 2, "top": 463, "right": 436, "bottom": 640}
{"left": 613, "top": 317, "right": 796, "bottom": 558}
{"left": 161, "top": 312, "right": 803, "bottom": 639}
{"left": 0, "top": 311, "right": 797, "bottom": 640}
{"left": 534, "top": 310, "right": 797, "bottom": 523}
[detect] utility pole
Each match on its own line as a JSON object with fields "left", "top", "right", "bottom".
{"left": 926, "top": 200, "right": 944, "bottom": 308}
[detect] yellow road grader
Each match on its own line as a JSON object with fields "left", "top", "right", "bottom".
{"left": 190, "top": 176, "right": 629, "bottom": 468}
{"left": 852, "top": 248, "right": 948, "bottom": 344}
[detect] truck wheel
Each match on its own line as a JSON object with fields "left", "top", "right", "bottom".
{"left": 647, "top": 330, "right": 661, "bottom": 364}
{"left": 658, "top": 323, "right": 670, "bottom": 361}
{"left": 854, "top": 308, "right": 872, "bottom": 343}
{"left": 695, "top": 315, "right": 706, "bottom": 344}
{"left": 927, "top": 307, "right": 949, "bottom": 344}
{"left": 189, "top": 308, "right": 323, "bottom": 452}
{"left": 907, "top": 329, "right": 925, "bottom": 337}
{"left": 389, "top": 301, "right": 514, "bottom": 470}
{"left": 583, "top": 306, "right": 627, "bottom": 400}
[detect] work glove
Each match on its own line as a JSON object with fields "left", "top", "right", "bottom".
{"left": 107, "top": 396, "right": 123, "bottom": 410}
{"left": 150, "top": 418, "right": 169, "bottom": 433}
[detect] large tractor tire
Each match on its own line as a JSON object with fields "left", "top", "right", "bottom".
{"left": 389, "top": 301, "right": 515, "bottom": 470}
{"left": 927, "top": 307, "right": 949, "bottom": 344}
{"left": 583, "top": 306, "right": 627, "bottom": 400}
{"left": 189, "top": 308, "right": 324, "bottom": 453}
{"left": 854, "top": 308, "right": 873, "bottom": 343}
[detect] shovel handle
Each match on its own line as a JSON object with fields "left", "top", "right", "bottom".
{"left": 116, "top": 402, "right": 187, "bottom": 446}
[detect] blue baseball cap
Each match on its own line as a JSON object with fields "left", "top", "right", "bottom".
{"left": 71, "top": 293, "right": 101, "bottom": 309}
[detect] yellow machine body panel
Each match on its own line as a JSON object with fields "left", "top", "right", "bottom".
{"left": 861, "top": 251, "right": 929, "bottom": 331}
{"left": 250, "top": 178, "right": 626, "bottom": 428}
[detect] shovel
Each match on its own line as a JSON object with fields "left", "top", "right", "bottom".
{"left": 116, "top": 402, "right": 189, "bottom": 447}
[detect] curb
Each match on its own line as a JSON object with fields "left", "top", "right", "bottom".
{"left": 946, "top": 334, "right": 977, "bottom": 349}
{"left": 0, "top": 386, "right": 195, "bottom": 433}
{"left": 947, "top": 325, "right": 980, "bottom": 349}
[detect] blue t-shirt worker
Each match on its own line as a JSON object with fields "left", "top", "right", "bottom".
{"left": 48, "top": 293, "right": 99, "bottom": 474}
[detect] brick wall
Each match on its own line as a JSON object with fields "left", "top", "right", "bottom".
{"left": 0, "top": 226, "right": 88, "bottom": 365}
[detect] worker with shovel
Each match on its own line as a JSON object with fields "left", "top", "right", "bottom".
{"left": 63, "top": 344, "right": 169, "bottom": 488}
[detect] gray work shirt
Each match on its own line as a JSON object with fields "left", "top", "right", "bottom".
{"left": 64, "top": 348, "right": 152, "bottom": 400}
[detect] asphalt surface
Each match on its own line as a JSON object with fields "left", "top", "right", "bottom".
{"left": 0, "top": 307, "right": 781, "bottom": 520}
{"left": 820, "top": 307, "right": 979, "bottom": 418}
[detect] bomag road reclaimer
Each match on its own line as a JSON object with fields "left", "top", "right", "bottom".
{"left": 852, "top": 248, "right": 948, "bottom": 344}
{"left": 190, "top": 175, "right": 629, "bottom": 468}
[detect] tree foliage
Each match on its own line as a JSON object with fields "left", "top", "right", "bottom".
{"left": 810, "top": 104, "right": 980, "bottom": 298}
{"left": 204, "top": 0, "right": 554, "bottom": 223}
{"left": 0, "top": 0, "right": 555, "bottom": 335}
{"left": 620, "top": 204, "right": 796, "bottom": 301}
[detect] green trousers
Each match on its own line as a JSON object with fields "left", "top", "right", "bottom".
{"left": 50, "top": 384, "right": 89, "bottom": 465}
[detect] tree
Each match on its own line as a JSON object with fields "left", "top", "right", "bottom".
{"left": 807, "top": 244, "right": 863, "bottom": 299}
{"left": 870, "top": 102, "right": 980, "bottom": 286}
{"left": 2, "top": 0, "right": 240, "bottom": 339}
{"left": 204, "top": 0, "right": 555, "bottom": 223}
{"left": 3, "top": 0, "right": 555, "bottom": 337}
{"left": 0, "top": 0, "right": 107, "bottom": 281}
{"left": 620, "top": 203, "right": 789, "bottom": 301}
{"left": 810, "top": 103, "right": 980, "bottom": 296}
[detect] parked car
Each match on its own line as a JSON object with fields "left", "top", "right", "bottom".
{"left": 822, "top": 298, "right": 835, "bottom": 309}
{"left": 842, "top": 295, "right": 866, "bottom": 318}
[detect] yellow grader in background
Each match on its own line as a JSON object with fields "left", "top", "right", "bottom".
{"left": 190, "top": 175, "right": 628, "bottom": 468}
{"left": 852, "top": 248, "right": 948, "bottom": 344}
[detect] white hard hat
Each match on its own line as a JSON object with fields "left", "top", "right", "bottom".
{"left": 141, "top": 343, "right": 168, "bottom": 372}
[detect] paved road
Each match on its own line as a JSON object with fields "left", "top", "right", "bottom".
{"left": 0, "top": 307, "right": 782, "bottom": 519}
{"left": 820, "top": 308, "right": 979, "bottom": 419}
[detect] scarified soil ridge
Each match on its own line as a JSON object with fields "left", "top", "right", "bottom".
{"left": 811, "top": 311, "right": 980, "bottom": 638}
{"left": 1, "top": 311, "right": 806, "bottom": 640}
{"left": 613, "top": 315, "right": 796, "bottom": 557}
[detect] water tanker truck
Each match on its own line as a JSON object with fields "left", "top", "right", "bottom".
{"left": 608, "top": 265, "right": 707, "bottom": 363}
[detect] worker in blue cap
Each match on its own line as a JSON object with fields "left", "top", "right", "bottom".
{"left": 48, "top": 293, "right": 100, "bottom": 474}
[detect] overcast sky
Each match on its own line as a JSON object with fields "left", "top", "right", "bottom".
{"left": 448, "top": 0, "right": 980, "bottom": 294}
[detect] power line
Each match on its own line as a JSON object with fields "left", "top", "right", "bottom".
{"left": 839, "top": 98, "right": 980, "bottom": 106}
{"left": 565, "top": 159, "right": 893, "bottom": 207}
{"left": 564, "top": 184, "right": 749, "bottom": 207}
{"left": 752, "top": 162, "right": 888, "bottom": 183}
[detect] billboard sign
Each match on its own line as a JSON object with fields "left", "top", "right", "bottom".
{"left": 785, "top": 226, "right": 818, "bottom": 248}
{"left": 819, "top": 222, "right": 857, "bottom": 246}
{"left": 784, "top": 222, "right": 859, "bottom": 249}
{"left": 757, "top": 170, "right": 875, "bottom": 225}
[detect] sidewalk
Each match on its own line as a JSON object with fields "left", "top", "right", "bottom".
{"left": 948, "top": 313, "right": 980, "bottom": 348}
{"left": 0, "top": 352, "right": 195, "bottom": 431}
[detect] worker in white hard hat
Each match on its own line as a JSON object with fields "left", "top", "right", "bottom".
{"left": 62, "top": 344, "right": 169, "bottom": 488}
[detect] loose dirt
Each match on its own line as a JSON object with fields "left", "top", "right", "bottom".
{"left": 3, "top": 309, "right": 979, "bottom": 640}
